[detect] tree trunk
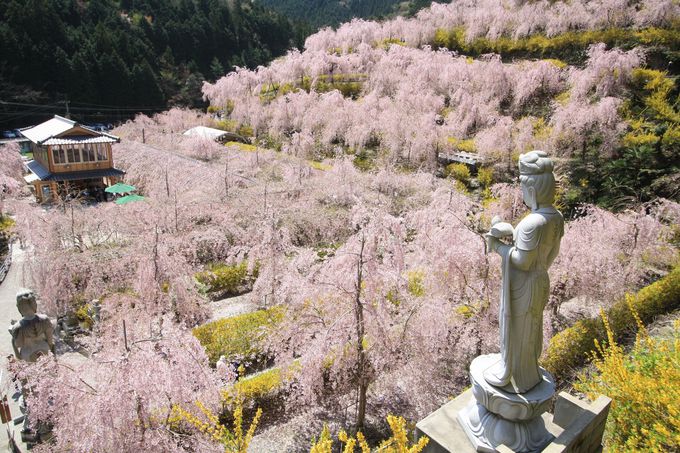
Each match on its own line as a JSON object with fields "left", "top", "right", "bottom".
{"left": 164, "top": 167, "right": 170, "bottom": 198}
{"left": 354, "top": 234, "right": 368, "bottom": 431}
{"left": 224, "top": 160, "right": 229, "bottom": 198}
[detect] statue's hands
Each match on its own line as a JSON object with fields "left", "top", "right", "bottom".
{"left": 489, "top": 221, "right": 514, "bottom": 239}
{"left": 485, "top": 234, "right": 501, "bottom": 255}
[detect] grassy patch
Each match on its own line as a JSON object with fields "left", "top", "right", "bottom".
{"left": 307, "top": 160, "right": 333, "bottom": 171}
{"left": 225, "top": 141, "right": 257, "bottom": 152}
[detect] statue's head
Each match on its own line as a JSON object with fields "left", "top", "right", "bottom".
{"left": 519, "top": 151, "right": 556, "bottom": 210}
{"left": 16, "top": 288, "right": 38, "bottom": 318}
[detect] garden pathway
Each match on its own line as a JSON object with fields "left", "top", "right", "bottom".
{"left": 208, "top": 293, "right": 258, "bottom": 322}
{"left": 0, "top": 243, "right": 29, "bottom": 452}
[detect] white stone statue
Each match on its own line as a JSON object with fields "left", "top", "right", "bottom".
{"left": 9, "top": 289, "right": 55, "bottom": 362}
{"left": 483, "top": 150, "right": 564, "bottom": 393}
{"left": 456, "top": 151, "right": 563, "bottom": 452}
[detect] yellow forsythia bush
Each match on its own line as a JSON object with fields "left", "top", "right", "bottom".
{"left": 310, "top": 415, "right": 429, "bottom": 453}
{"left": 542, "top": 266, "right": 680, "bottom": 379}
{"left": 170, "top": 400, "right": 262, "bottom": 453}
{"left": 575, "top": 310, "right": 680, "bottom": 451}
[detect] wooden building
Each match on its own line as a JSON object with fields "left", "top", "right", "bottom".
{"left": 20, "top": 115, "right": 124, "bottom": 203}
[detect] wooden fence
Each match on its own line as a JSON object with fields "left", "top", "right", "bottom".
{"left": 0, "top": 242, "right": 12, "bottom": 284}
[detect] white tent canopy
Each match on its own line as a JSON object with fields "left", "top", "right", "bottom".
{"left": 182, "top": 126, "right": 229, "bottom": 141}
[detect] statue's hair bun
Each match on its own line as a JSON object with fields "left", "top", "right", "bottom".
{"left": 519, "top": 150, "right": 553, "bottom": 175}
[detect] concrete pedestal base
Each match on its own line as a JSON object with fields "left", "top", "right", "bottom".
{"left": 458, "top": 400, "right": 554, "bottom": 452}
{"left": 456, "top": 354, "right": 556, "bottom": 452}
{"left": 416, "top": 388, "right": 488, "bottom": 453}
{"left": 417, "top": 354, "right": 560, "bottom": 452}
{"left": 417, "top": 389, "right": 612, "bottom": 453}
{"left": 416, "top": 389, "right": 560, "bottom": 453}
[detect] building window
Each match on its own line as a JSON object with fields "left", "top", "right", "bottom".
{"left": 96, "top": 144, "right": 108, "bottom": 161}
{"left": 41, "top": 184, "right": 51, "bottom": 201}
{"left": 82, "top": 145, "right": 96, "bottom": 162}
{"left": 53, "top": 147, "right": 65, "bottom": 164}
{"left": 66, "top": 147, "right": 81, "bottom": 163}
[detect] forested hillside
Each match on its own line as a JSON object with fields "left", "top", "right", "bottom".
{"left": 256, "top": 0, "right": 429, "bottom": 28}
{"left": 0, "top": 0, "right": 301, "bottom": 126}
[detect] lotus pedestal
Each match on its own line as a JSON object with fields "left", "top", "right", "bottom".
{"left": 457, "top": 354, "right": 555, "bottom": 452}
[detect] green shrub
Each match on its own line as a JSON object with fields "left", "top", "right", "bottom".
{"left": 257, "top": 133, "right": 283, "bottom": 152}
{"left": 232, "top": 367, "right": 282, "bottom": 402}
{"left": 542, "top": 266, "right": 680, "bottom": 380}
{"left": 445, "top": 163, "right": 471, "bottom": 185}
{"left": 406, "top": 269, "right": 426, "bottom": 297}
{"left": 238, "top": 124, "right": 254, "bottom": 137}
{"left": 0, "top": 215, "right": 15, "bottom": 232}
{"left": 192, "top": 307, "right": 283, "bottom": 364}
{"left": 432, "top": 26, "right": 679, "bottom": 63}
{"left": 631, "top": 68, "right": 680, "bottom": 124}
{"left": 353, "top": 150, "right": 376, "bottom": 172}
{"left": 376, "top": 37, "right": 406, "bottom": 49}
{"left": 477, "top": 166, "right": 493, "bottom": 188}
{"left": 446, "top": 137, "right": 476, "bottom": 153}
{"left": 195, "top": 261, "right": 255, "bottom": 295}
{"left": 214, "top": 119, "right": 238, "bottom": 132}
{"left": 74, "top": 303, "right": 94, "bottom": 330}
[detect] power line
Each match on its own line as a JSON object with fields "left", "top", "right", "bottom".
{"left": 0, "top": 101, "right": 167, "bottom": 113}
{"left": 0, "top": 105, "right": 52, "bottom": 124}
{"left": 69, "top": 100, "right": 168, "bottom": 110}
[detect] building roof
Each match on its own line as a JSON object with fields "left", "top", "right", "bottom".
{"left": 25, "top": 160, "right": 50, "bottom": 180}
{"left": 23, "top": 173, "right": 40, "bottom": 184}
{"left": 25, "top": 160, "right": 125, "bottom": 182}
{"left": 42, "top": 136, "right": 118, "bottom": 146}
{"left": 20, "top": 115, "right": 119, "bottom": 145}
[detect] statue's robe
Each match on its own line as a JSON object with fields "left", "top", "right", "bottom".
{"left": 486, "top": 206, "right": 564, "bottom": 393}
{"left": 10, "top": 314, "right": 53, "bottom": 362}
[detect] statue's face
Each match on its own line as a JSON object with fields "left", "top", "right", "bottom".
{"left": 521, "top": 181, "right": 535, "bottom": 209}
{"left": 17, "top": 299, "right": 37, "bottom": 318}
{"left": 17, "top": 303, "right": 35, "bottom": 318}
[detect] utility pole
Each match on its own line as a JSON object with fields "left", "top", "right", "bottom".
{"left": 64, "top": 99, "right": 71, "bottom": 118}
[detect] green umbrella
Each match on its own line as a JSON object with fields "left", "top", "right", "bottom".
{"left": 115, "top": 194, "right": 146, "bottom": 205}
{"left": 105, "top": 182, "right": 137, "bottom": 194}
